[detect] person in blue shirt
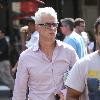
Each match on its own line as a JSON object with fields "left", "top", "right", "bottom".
{"left": 60, "top": 18, "right": 86, "bottom": 58}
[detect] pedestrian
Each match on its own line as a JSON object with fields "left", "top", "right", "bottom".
{"left": 12, "top": 7, "right": 78, "bottom": 100}
{"left": 65, "top": 17, "right": 100, "bottom": 100}
{"left": 11, "top": 16, "right": 39, "bottom": 75}
{"left": 0, "top": 29, "right": 14, "bottom": 91}
{"left": 20, "top": 16, "right": 39, "bottom": 51}
{"left": 74, "top": 18, "right": 90, "bottom": 55}
{"left": 60, "top": 18, "right": 85, "bottom": 58}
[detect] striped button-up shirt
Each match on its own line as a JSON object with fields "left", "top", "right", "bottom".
{"left": 12, "top": 40, "right": 78, "bottom": 100}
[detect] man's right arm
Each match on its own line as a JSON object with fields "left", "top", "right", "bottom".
{"left": 65, "top": 60, "right": 86, "bottom": 100}
{"left": 66, "top": 87, "right": 82, "bottom": 100}
{"left": 12, "top": 55, "right": 29, "bottom": 100}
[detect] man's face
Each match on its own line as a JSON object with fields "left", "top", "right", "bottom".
{"left": 60, "top": 24, "right": 71, "bottom": 36}
{"left": 78, "top": 22, "right": 85, "bottom": 33}
{"left": 28, "top": 22, "right": 35, "bottom": 33}
{"left": 36, "top": 15, "right": 58, "bottom": 41}
{"left": 95, "top": 24, "right": 100, "bottom": 49}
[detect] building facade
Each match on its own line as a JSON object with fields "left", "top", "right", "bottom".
{"left": 0, "top": 0, "right": 100, "bottom": 37}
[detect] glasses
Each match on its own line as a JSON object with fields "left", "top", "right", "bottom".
{"left": 38, "top": 22, "right": 59, "bottom": 29}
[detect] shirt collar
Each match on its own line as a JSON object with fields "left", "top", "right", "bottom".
{"left": 32, "top": 40, "right": 63, "bottom": 52}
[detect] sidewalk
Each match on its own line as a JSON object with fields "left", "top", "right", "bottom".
{"left": 0, "top": 98, "right": 11, "bottom": 100}
{"left": 0, "top": 85, "right": 12, "bottom": 100}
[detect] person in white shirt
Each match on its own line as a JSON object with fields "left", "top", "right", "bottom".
{"left": 74, "top": 18, "right": 90, "bottom": 54}
{"left": 65, "top": 17, "right": 100, "bottom": 100}
{"left": 12, "top": 17, "right": 39, "bottom": 75}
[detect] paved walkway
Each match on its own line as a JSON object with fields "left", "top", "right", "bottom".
{"left": 0, "top": 98, "right": 11, "bottom": 100}
{"left": 0, "top": 85, "right": 12, "bottom": 100}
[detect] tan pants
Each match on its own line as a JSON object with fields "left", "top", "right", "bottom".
{"left": 0, "top": 60, "right": 14, "bottom": 90}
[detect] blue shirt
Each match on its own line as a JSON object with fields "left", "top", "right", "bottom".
{"left": 63, "top": 31, "right": 86, "bottom": 58}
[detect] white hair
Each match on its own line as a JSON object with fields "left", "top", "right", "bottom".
{"left": 35, "top": 7, "right": 58, "bottom": 24}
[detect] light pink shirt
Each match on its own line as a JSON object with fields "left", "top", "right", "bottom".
{"left": 12, "top": 40, "right": 78, "bottom": 100}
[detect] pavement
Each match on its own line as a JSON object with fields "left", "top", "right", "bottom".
{"left": 0, "top": 98, "right": 11, "bottom": 100}
{"left": 0, "top": 85, "right": 12, "bottom": 100}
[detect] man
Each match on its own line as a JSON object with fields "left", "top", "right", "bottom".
{"left": 65, "top": 17, "right": 100, "bottom": 100}
{"left": 74, "top": 18, "right": 85, "bottom": 35}
{"left": 20, "top": 16, "right": 39, "bottom": 51}
{"left": 60, "top": 18, "right": 74, "bottom": 37}
{"left": 0, "top": 29, "right": 14, "bottom": 90}
{"left": 60, "top": 18, "right": 85, "bottom": 58}
{"left": 12, "top": 7, "right": 78, "bottom": 100}
{"left": 12, "top": 16, "right": 39, "bottom": 74}
{"left": 74, "top": 18, "right": 90, "bottom": 54}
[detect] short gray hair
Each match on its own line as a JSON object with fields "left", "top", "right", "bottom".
{"left": 35, "top": 7, "right": 58, "bottom": 24}
{"left": 60, "top": 18, "right": 75, "bottom": 31}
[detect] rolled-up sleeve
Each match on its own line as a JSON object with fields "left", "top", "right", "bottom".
{"left": 12, "top": 55, "right": 29, "bottom": 100}
{"left": 65, "top": 61, "right": 86, "bottom": 92}
{"left": 70, "top": 49, "right": 79, "bottom": 68}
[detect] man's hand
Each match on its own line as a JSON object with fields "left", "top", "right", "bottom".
{"left": 55, "top": 91, "right": 64, "bottom": 100}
